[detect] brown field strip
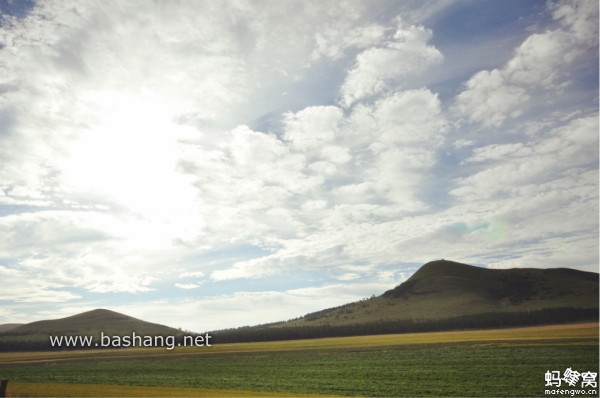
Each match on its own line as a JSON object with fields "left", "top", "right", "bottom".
{"left": 6, "top": 381, "right": 339, "bottom": 397}
{"left": 1, "top": 322, "right": 597, "bottom": 366}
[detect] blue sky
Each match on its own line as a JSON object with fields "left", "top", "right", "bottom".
{"left": 0, "top": 0, "right": 598, "bottom": 332}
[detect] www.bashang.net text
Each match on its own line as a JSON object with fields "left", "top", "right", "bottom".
{"left": 49, "top": 332, "right": 212, "bottom": 350}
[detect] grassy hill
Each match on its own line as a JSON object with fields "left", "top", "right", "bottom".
{"left": 210, "top": 260, "right": 598, "bottom": 342}
{"left": 0, "top": 323, "right": 23, "bottom": 333}
{"left": 0, "top": 309, "right": 184, "bottom": 351}
{"left": 282, "top": 260, "right": 599, "bottom": 327}
{"left": 2, "top": 260, "right": 597, "bottom": 348}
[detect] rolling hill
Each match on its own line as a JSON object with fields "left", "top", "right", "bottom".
{"left": 210, "top": 260, "right": 599, "bottom": 342}
{"left": 0, "top": 323, "right": 23, "bottom": 333}
{"left": 285, "top": 259, "right": 599, "bottom": 327}
{"left": 0, "top": 309, "right": 184, "bottom": 351}
{"left": 1, "top": 260, "right": 597, "bottom": 348}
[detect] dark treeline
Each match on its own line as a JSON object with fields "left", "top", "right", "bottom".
{"left": 0, "top": 307, "right": 597, "bottom": 351}
{"left": 209, "top": 307, "right": 599, "bottom": 344}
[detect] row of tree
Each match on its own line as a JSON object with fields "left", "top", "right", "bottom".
{"left": 208, "top": 307, "right": 598, "bottom": 344}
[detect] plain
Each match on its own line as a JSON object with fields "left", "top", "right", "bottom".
{"left": 0, "top": 322, "right": 598, "bottom": 397}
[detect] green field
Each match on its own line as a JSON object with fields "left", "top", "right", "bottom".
{"left": 1, "top": 323, "right": 598, "bottom": 397}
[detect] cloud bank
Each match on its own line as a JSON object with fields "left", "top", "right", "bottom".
{"left": 0, "top": 0, "right": 597, "bottom": 331}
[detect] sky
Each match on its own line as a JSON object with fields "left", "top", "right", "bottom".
{"left": 0, "top": 0, "right": 598, "bottom": 332}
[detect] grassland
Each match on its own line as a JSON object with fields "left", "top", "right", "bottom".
{"left": 0, "top": 309, "right": 183, "bottom": 349}
{"left": 1, "top": 323, "right": 598, "bottom": 397}
{"left": 5, "top": 382, "right": 330, "bottom": 397}
{"left": 280, "top": 261, "right": 599, "bottom": 328}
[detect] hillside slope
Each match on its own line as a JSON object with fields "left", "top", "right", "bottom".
{"left": 0, "top": 309, "right": 183, "bottom": 351}
{"left": 5, "top": 309, "right": 181, "bottom": 336}
{"left": 208, "top": 260, "right": 598, "bottom": 343}
{"left": 283, "top": 260, "right": 598, "bottom": 328}
{"left": 0, "top": 323, "right": 23, "bottom": 333}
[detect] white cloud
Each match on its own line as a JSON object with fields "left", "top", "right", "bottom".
{"left": 453, "top": 139, "right": 475, "bottom": 149}
{"left": 0, "top": 263, "right": 82, "bottom": 303}
{"left": 337, "top": 272, "right": 360, "bottom": 281}
{"left": 452, "top": 115, "right": 598, "bottom": 200}
{"left": 311, "top": 23, "right": 388, "bottom": 61}
{"left": 174, "top": 283, "right": 201, "bottom": 290}
{"left": 552, "top": 0, "right": 599, "bottom": 44}
{"left": 340, "top": 19, "right": 443, "bottom": 107}
{"left": 302, "top": 199, "right": 328, "bottom": 211}
{"left": 371, "top": 88, "right": 446, "bottom": 148}
{"left": 0, "top": 0, "right": 597, "bottom": 329}
{"left": 283, "top": 106, "right": 344, "bottom": 151}
{"left": 321, "top": 145, "right": 352, "bottom": 164}
{"left": 454, "top": 69, "right": 529, "bottom": 127}
{"left": 441, "top": 115, "right": 599, "bottom": 270}
{"left": 208, "top": 86, "right": 448, "bottom": 281}
{"left": 453, "top": 0, "right": 598, "bottom": 127}
{"left": 0, "top": 211, "right": 110, "bottom": 258}
{"left": 464, "top": 143, "right": 533, "bottom": 164}
{"left": 180, "top": 271, "right": 205, "bottom": 279}
{"left": 19, "top": 253, "right": 155, "bottom": 294}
